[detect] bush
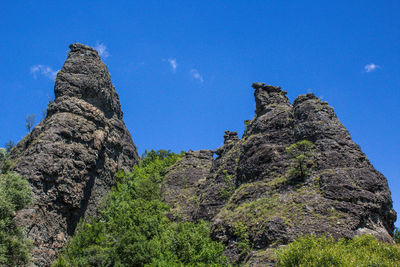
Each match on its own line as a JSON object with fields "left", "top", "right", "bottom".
{"left": 155, "top": 220, "right": 226, "bottom": 266}
{"left": 25, "top": 114, "right": 36, "bottom": 132}
{"left": 0, "top": 149, "right": 6, "bottom": 162}
{"left": 4, "top": 141, "right": 15, "bottom": 153}
{"left": 0, "top": 148, "right": 13, "bottom": 175}
{"left": 55, "top": 150, "right": 227, "bottom": 267}
{"left": 286, "top": 140, "right": 314, "bottom": 180}
{"left": 394, "top": 228, "right": 400, "bottom": 244}
{"left": 276, "top": 234, "right": 400, "bottom": 267}
{"left": 0, "top": 172, "right": 32, "bottom": 266}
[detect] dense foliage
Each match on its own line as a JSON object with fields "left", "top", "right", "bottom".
{"left": 276, "top": 234, "right": 400, "bottom": 267}
{"left": 55, "top": 150, "right": 227, "bottom": 267}
{"left": 0, "top": 169, "right": 32, "bottom": 266}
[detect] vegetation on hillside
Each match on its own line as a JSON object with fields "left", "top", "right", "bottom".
{"left": 0, "top": 150, "right": 33, "bottom": 266}
{"left": 54, "top": 150, "right": 227, "bottom": 267}
{"left": 276, "top": 234, "right": 400, "bottom": 267}
{"left": 2, "top": 145, "right": 400, "bottom": 267}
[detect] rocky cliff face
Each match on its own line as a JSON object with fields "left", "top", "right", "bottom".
{"left": 8, "top": 43, "right": 395, "bottom": 266}
{"left": 162, "top": 149, "right": 214, "bottom": 221}
{"left": 162, "top": 83, "right": 396, "bottom": 265}
{"left": 12, "top": 44, "right": 139, "bottom": 266}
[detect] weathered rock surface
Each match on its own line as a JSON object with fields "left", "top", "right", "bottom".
{"left": 9, "top": 43, "right": 395, "bottom": 266}
{"left": 12, "top": 43, "right": 139, "bottom": 266}
{"left": 162, "top": 149, "right": 213, "bottom": 221}
{"left": 163, "top": 82, "right": 396, "bottom": 265}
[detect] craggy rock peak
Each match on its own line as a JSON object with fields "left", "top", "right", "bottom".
{"left": 12, "top": 43, "right": 139, "bottom": 266}
{"left": 162, "top": 83, "right": 396, "bottom": 265}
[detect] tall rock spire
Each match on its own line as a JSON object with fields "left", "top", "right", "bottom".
{"left": 251, "top": 82, "right": 291, "bottom": 117}
{"left": 243, "top": 83, "right": 293, "bottom": 141}
{"left": 12, "top": 43, "right": 139, "bottom": 266}
{"left": 53, "top": 43, "right": 123, "bottom": 119}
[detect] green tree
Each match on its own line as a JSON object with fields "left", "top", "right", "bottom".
{"left": 25, "top": 114, "right": 36, "bottom": 132}
{"left": 5, "top": 140, "right": 15, "bottom": 153}
{"left": 0, "top": 149, "right": 6, "bottom": 162}
{"left": 0, "top": 172, "right": 33, "bottom": 266}
{"left": 0, "top": 147, "right": 13, "bottom": 175}
{"left": 55, "top": 150, "right": 227, "bottom": 267}
{"left": 286, "top": 140, "right": 314, "bottom": 180}
{"left": 394, "top": 228, "right": 400, "bottom": 244}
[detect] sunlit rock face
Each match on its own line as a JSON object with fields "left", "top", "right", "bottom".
{"left": 10, "top": 43, "right": 396, "bottom": 266}
{"left": 12, "top": 43, "right": 139, "bottom": 266}
{"left": 162, "top": 82, "right": 396, "bottom": 265}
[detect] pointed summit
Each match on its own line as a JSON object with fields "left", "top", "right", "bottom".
{"left": 12, "top": 44, "right": 139, "bottom": 266}
{"left": 54, "top": 43, "right": 122, "bottom": 119}
{"left": 251, "top": 82, "right": 290, "bottom": 117}
{"left": 244, "top": 83, "right": 293, "bottom": 140}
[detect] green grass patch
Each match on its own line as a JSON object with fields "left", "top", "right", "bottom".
{"left": 276, "top": 234, "right": 400, "bottom": 267}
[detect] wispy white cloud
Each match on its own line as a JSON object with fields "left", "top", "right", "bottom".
{"left": 168, "top": 58, "right": 178, "bottom": 72}
{"left": 94, "top": 43, "right": 109, "bottom": 58}
{"left": 364, "top": 63, "right": 380, "bottom": 73}
{"left": 190, "top": 69, "right": 203, "bottom": 83}
{"left": 30, "top": 65, "right": 58, "bottom": 80}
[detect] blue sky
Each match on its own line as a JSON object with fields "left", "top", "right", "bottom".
{"left": 0, "top": 1, "right": 399, "bottom": 227}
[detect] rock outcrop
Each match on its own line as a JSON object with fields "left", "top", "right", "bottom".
{"left": 12, "top": 43, "right": 139, "bottom": 266}
{"left": 9, "top": 42, "right": 395, "bottom": 266}
{"left": 162, "top": 82, "right": 396, "bottom": 265}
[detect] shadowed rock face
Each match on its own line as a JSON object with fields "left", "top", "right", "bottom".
{"left": 162, "top": 83, "right": 396, "bottom": 265}
{"left": 12, "top": 43, "right": 139, "bottom": 266}
{"left": 162, "top": 150, "right": 214, "bottom": 221}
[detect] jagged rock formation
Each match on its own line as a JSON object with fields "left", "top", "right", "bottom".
{"left": 7, "top": 42, "right": 395, "bottom": 266}
{"left": 12, "top": 44, "right": 139, "bottom": 266}
{"left": 162, "top": 83, "right": 396, "bottom": 265}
